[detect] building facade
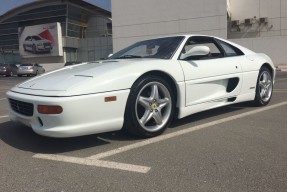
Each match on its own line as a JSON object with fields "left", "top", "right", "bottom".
{"left": 0, "top": 0, "right": 112, "bottom": 67}
{"left": 112, "top": 0, "right": 286, "bottom": 65}
{"left": 228, "top": 0, "right": 287, "bottom": 65}
{"left": 112, "top": 0, "right": 227, "bottom": 52}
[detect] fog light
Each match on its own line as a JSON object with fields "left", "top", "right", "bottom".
{"left": 37, "top": 105, "right": 63, "bottom": 114}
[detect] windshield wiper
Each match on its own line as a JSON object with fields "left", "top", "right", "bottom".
{"left": 117, "top": 55, "right": 142, "bottom": 59}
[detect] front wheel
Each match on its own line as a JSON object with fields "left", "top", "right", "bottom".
{"left": 6, "top": 71, "right": 13, "bottom": 77}
{"left": 32, "top": 45, "right": 37, "bottom": 54}
{"left": 124, "top": 75, "right": 175, "bottom": 138}
{"left": 253, "top": 66, "right": 273, "bottom": 106}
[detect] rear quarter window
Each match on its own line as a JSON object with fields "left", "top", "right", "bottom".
{"left": 217, "top": 40, "right": 244, "bottom": 57}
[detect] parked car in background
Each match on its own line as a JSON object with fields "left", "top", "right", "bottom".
{"left": 64, "top": 61, "right": 81, "bottom": 66}
{"left": 17, "top": 63, "right": 45, "bottom": 77}
{"left": 23, "top": 35, "right": 52, "bottom": 54}
{"left": 0, "top": 63, "right": 18, "bottom": 77}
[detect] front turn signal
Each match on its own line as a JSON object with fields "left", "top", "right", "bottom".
{"left": 38, "top": 105, "right": 63, "bottom": 114}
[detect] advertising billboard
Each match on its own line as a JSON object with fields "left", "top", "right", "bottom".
{"left": 18, "top": 22, "right": 63, "bottom": 58}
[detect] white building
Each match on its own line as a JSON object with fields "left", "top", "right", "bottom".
{"left": 112, "top": 0, "right": 287, "bottom": 65}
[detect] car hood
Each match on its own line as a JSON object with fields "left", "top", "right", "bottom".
{"left": 11, "top": 58, "right": 184, "bottom": 97}
{"left": 12, "top": 60, "right": 148, "bottom": 96}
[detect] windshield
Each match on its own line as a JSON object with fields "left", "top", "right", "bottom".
{"left": 109, "top": 36, "right": 184, "bottom": 60}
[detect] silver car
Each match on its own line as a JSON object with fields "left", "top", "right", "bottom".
{"left": 23, "top": 35, "right": 52, "bottom": 54}
{"left": 17, "top": 63, "right": 45, "bottom": 77}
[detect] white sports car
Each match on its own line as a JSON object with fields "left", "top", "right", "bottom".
{"left": 7, "top": 35, "right": 275, "bottom": 138}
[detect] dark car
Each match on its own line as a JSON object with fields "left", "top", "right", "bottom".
{"left": 64, "top": 61, "right": 81, "bottom": 66}
{"left": 0, "top": 63, "right": 18, "bottom": 77}
{"left": 17, "top": 63, "right": 45, "bottom": 77}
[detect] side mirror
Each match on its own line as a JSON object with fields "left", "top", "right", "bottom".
{"left": 180, "top": 46, "right": 210, "bottom": 60}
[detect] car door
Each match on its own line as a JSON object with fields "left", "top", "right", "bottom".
{"left": 178, "top": 36, "right": 244, "bottom": 106}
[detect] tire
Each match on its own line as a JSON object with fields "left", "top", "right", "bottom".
{"left": 5, "top": 71, "right": 12, "bottom": 77}
{"left": 17, "top": 75, "right": 22, "bottom": 77}
{"left": 253, "top": 66, "right": 273, "bottom": 106}
{"left": 123, "top": 75, "right": 175, "bottom": 138}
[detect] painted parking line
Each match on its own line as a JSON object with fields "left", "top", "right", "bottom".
{"left": 273, "top": 89, "right": 287, "bottom": 93}
{"left": 0, "top": 98, "right": 6, "bottom": 101}
{"left": 33, "top": 154, "right": 150, "bottom": 173}
{"left": 88, "top": 101, "right": 287, "bottom": 160}
{"left": 33, "top": 101, "right": 287, "bottom": 174}
{"left": 0, "top": 115, "right": 8, "bottom": 119}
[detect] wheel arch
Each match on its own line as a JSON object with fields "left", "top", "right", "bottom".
{"left": 123, "top": 70, "right": 179, "bottom": 137}
{"left": 261, "top": 63, "right": 274, "bottom": 79}
{"left": 134, "top": 70, "right": 179, "bottom": 108}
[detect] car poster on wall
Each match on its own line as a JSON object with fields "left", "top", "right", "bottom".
{"left": 18, "top": 22, "right": 63, "bottom": 58}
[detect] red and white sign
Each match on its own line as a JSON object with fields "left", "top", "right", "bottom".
{"left": 18, "top": 22, "right": 63, "bottom": 58}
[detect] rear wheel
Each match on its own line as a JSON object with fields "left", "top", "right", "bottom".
{"left": 124, "top": 75, "right": 175, "bottom": 138}
{"left": 253, "top": 66, "right": 273, "bottom": 106}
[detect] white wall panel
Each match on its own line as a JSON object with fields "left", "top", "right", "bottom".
{"left": 232, "top": 36, "right": 287, "bottom": 65}
{"left": 112, "top": 0, "right": 227, "bottom": 52}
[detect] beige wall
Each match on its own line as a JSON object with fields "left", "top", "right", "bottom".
{"left": 228, "top": 0, "right": 287, "bottom": 65}
{"left": 228, "top": 0, "right": 287, "bottom": 38}
{"left": 112, "top": 0, "right": 227, "bottom": 52}
{"left": 112, "top": 0, "right": 286, "bottom": 65}
{"left": 232, "top": 36, "right": 287, "bottom": 65}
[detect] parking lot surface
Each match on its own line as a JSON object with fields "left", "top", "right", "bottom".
{"left": 0, "top": 72, "right": 287, "bottom": 192}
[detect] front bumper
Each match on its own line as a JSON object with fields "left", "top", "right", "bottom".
{"left": 6, "top": 90, "right": 129, "bottom": 137}
{"left": 17, "top": 69, "right": 35, "bottom": 75}
{"left": 37, "top": 45, "right": 52, "bottom": 52}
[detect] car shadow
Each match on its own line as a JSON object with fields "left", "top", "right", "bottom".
{"left": 170, "top": 102, "right": 258, "bottom": 128}
{"left": 0, "top": 121, "right": 111, "bottom": 154}
{"left": 0, "top": 102, "right": 258, "bottom": 154}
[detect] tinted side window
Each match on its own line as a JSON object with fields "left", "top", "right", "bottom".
{"left": 217, "top": 40, "right": 244, "bottom": 57}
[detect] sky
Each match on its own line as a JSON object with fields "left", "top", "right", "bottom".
{"left": 0, "top": 0, "right": 111, "bottom": 16}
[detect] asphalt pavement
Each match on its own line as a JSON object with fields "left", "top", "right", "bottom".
{"left": 0, "top": 72, "right": 286, "bottom": 192}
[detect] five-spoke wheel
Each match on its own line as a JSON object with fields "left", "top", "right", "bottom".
{"left": 124, "top": 75, "right": 175, "bottom": 137}
{"left": 254, "top": 66, "right": 273, "bottom": 106}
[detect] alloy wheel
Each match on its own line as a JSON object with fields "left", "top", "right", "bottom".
{"left": 258, "top": 71, "right": 272, "bottom": 102}
{"left": 135, "top": 82, "right": 172, "bottom": 132}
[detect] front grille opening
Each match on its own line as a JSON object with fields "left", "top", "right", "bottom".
{"left": 9, "top": 99, "right": 34, "bottom": 116}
